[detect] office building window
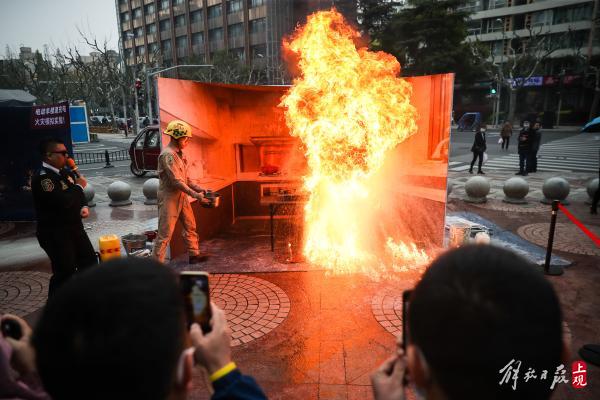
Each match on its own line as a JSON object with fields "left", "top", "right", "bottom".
{"left": 485, "top": 18, "right": 503, "bottom": 33}
{"left": 230, "top": 47, "right": 244, "bottom": 60}
{"left": 176, "top": 35, "right": 188, "bottom": 49}
{"left": 248, "top": 0, "right": 264, "bottom": 8}
{"left": 553, "top": 4, "right": 592, "bottom": 24}
{"left": 227, "top": 0, "right": 243, "bottom": 13}
{"left": 136, "top": 45, "right": 146, "bottom": 55}
{"left": 229, "top": 22, "right": 244, "bottom": 37}
{"left": 192, "top": 32, "right": 204, "bottom": 45}
{"left": 146, "top": 23, "right": 157, "bottom": 34}
{"left": 209, "top": 27, "right": 223, "bottom": 40}
{"left": 251, "top": 44, "right": 266, "bottom": 58}
{"left": 120, "top": 11, "right": 130, "bottom": 21}
{"left": 162, "top": 39, "right": 172, "bottom": 52}
{"left": 132, "top": 8, "right": 142, "bottom": 19}
{"left": 208, "top": 4, "right": 222, "bottom": 18}
{"left": 123, "top": 31, "right": 133, "bottom": 41}
{"left": 249, "top": 18, "right": 266, "bottom": 33}
{"left": 134, "top": 27, "right": 144, "bottom": 37}
{"left": 124, "top": 48, "right": 132, "bottom": 59}
{"left": 149, "top": 43, "right": 159, "bottom": 54}
{"left": 189, "top": 0, "right": 202, "bottom": 6}
{"left": 531, "top": 10, "right": 553, "bottom": 27}
{"left": 145, "top": 3, "right": 156, "bottom": 15}
{"left": 174, "top": 0, "right": 184, "bottom": 4}
{"left": 175, "top": 15, "right": 186, "bottom": 27}
{"left": 191, "top": 10, "right": 203, "bottom": 22}
{"left": 160, "top": 19, "right": 171, "bottom": 31}
{"left": 160, "top": 0, "right": 169, "bottom": 10}
{"left": 119, "top": 0, "right": 127, "bottom": 4}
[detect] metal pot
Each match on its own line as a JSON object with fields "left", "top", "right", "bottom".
{"left": 201, "top": 191, "right": 221, "bottom": 208}
{"left": 121, "top": 233, "right": 147, "bottom": 255}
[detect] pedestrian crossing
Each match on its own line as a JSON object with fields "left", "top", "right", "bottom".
{"left": 72, "top": 143, "right": 123, "bottom": 153}
{"left": 449, "top": 133, "right": 600, "bottom": 173}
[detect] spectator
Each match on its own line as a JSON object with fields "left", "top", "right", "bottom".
{"left": 500, "top": 121, "right": 512, "bottom": 151}
{"left": 371, "top": 245, "right": 567, "bottom": 400}
{"left": 32, "top": 258, "right": 266, "bottom": 400}
{"left": 468, "top": 124, "right": 487, "bottom": 175}
{"left": 516, "top": 121, "right": 532, "bottom": 176}
{"left": 528, "top": 121, "right": 542, "bottom": 173}
{"left": 0, "top": 315, "right": 50, "bottom": 400}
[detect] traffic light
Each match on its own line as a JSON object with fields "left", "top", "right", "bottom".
{"left": 490, "top": 87, "right": 497, "bottom": 95}
{"left": 135, "top": 78, "right": 142, "bottom": 91}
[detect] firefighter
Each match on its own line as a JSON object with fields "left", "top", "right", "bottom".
{"left": 152, "top": 120, "right": 210, "bottom": 264}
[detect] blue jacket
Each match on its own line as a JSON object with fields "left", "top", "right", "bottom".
{"left": 212, "top": 369, "right": 268, "bottom": 400}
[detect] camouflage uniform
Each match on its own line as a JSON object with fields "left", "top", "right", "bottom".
{"left": 152, "top": 145, "right": 204, "bottom": 262}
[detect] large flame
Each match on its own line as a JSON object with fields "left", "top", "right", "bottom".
{"left": 281, "top": 10, "right": 428, "bottom": 276}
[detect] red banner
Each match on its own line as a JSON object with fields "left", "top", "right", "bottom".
{"left": 30, "top": 101, "right": 70, "bottom": 130}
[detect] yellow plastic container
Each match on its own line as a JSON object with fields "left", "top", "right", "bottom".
{"left": 98, "top": 234, "right": 121, "bottom": 262}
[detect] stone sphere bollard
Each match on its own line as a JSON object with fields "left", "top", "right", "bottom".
{"left": 83, "top": 183, "right": 96, "bottom": 208}
{"left": 541, "top": 177, "right": 570, "bottom": 205}
{"left": 107, "top": 181, "right": 132, "bottom": 207}
{"left": 586, "top": 178, "right": 599, "bottom": 205}
{"left": 502, "top": 177, "right": 529, "bottom": 204}
{"left": 463, "top": 176, "right": 490, "bottom": 203}
{"left": 143, "top": 178, "right": 159, "bottom": 205}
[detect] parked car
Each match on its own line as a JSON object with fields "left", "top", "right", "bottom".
{"left": 129, "top": 125, "right": 161, "bottom": 176}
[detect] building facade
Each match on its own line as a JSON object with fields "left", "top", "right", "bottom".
{"left": 115, "top": 0, "right": 356, "bottom": 82}
{"left": 457, "top": 0, "right": 599, "bottom": 125}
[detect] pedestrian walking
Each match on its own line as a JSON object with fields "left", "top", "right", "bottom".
{"left": 469, "top": 124, "right": 487, "bottom": 175}
{"left": 528, "top": 121, "right": 542, "bottom": 173}
{"left": 152, "top": 120, "right": 211, "bottom": 264}
{"left": 500, "top": 121, "right": 512, "bottom": 150}
{"left": 32, "top": 138, "right": 97, "bottom": 297}
{"left": 516, "top": 121, "right": 532, "bottom": 176}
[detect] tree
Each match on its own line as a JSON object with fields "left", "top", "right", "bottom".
{"left": 378, "top": 0, "right": 487, "bottom": 83}
{"left": 476, "top": 27, "right": 586, "bottom": 123}
{"left": 357, "top": 0, "right": 395, "bottom": 43}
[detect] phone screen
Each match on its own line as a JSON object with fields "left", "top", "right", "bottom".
{"left": 180, "top": 272, "right": 212, "bottom": 333}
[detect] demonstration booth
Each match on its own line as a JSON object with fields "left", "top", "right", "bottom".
{"left": 159, "top": 75, "right": 453, "bottom": 263}
{"left": 0, "top": 98, "right": 72, "bottom": 221}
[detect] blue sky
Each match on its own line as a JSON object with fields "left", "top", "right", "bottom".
{"left": 0, "top": 0, "right": 119, "bottom": 57}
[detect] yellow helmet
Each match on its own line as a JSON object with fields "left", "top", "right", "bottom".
{"left": 164, "top": 120, "right": 192, "bottom": 139}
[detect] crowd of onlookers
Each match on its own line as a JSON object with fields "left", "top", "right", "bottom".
{"left": 1, "top": 244, "right": 582, "bottom": 400}
{"left": 469, "top": 120, "right": 543, "bottom": 176}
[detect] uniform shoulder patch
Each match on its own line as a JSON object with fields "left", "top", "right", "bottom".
{"left": 41, "top": 178, "right": 54, "bottom": 192}
{"left": 164, "top": 153, "right": 175, "bottom": 166}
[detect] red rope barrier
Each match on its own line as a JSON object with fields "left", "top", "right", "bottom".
{"left": 557, "top": 203, "right": 600, "bottom": 247}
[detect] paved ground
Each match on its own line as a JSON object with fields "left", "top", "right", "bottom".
{"left": 1, "top": 130, "right": 599, "bottom": 399}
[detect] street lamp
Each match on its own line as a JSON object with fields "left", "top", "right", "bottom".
{"left": 494, "top": 18, "right": 506, "bottom": 127}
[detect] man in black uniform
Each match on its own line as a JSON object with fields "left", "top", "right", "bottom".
{"left": 32, "top": 138, "right": 97, "bottom": 297}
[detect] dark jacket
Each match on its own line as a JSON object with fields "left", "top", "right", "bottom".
{"left": 470, "top": 131, "right": 487, "bottom": 153}
{"left": 212, "top": 369, "right": 268, "bottom": 400}
{"left": 530, "top": 128, "right": 541, "bottom": 152}
{"left": 31, "top": 166, "right": 87, "bottom": 230}
{"left": 517, "top": 128, "right": 532, "bottom": 153}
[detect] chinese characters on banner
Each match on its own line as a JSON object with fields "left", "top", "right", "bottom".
{"left": 30, "top": 101, "right": 70, "bottom": 130}
{"left": 499, "top": 359, "right": 588, "bottom": 391}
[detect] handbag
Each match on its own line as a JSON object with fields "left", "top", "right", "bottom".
{"left": 498, "top": 137, "right": 503, "bottom": 144}
{"left": 483, "top": 152, "right": 489, "bottom": 164}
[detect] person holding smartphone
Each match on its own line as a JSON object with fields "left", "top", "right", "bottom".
{"left": 32, "top": 258, "right": 267, "bottom": 400}
{"left": 370, "top": 245, "right": 567, "bottom": 400}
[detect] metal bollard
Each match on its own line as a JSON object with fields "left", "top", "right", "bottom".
{"left": 543, "top": 200, "right": 564, "bottom": 275}
{"left": 104, "top": 150, "right": 114, "bottom": 168}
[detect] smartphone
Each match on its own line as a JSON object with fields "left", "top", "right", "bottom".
{"left": 180, "top": 271, "right": 212, "bottom": 333}
{"left": 1, "top": 318, "right": 23, "bottom": 340}
{"left": 402, "top": 289, "right": 412, "bottom": 353}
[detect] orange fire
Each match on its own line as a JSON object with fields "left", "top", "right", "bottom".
{"left": 280, "top": 10, "right": 430, "bottom": 277}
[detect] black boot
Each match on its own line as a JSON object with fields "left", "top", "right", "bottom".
{"left": 477, "top": 170, "right": 485, "bottom": 174}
